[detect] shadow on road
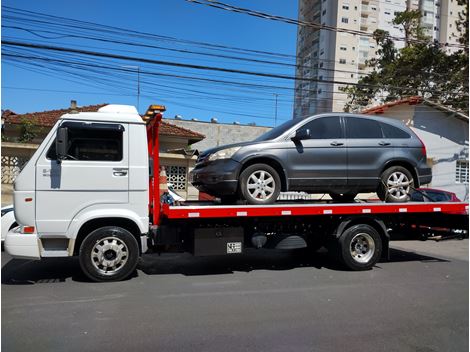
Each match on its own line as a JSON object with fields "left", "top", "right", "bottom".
{"left": 1, "top": 247, "right": 449, "bottom": 285}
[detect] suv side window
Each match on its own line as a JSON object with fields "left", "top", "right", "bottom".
{"left": 47, "top": 123, "right": 124, "bottom": 161}
{"left": 301, "top": 116, "right": 342, "bottom": 139}
{"left": 346, "top": 117, "right": 382, "bottom": 138}
{"left": 380, "top": 122, "right": 411, "bottom": 138}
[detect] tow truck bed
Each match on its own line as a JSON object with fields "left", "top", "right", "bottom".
{"left": 162, "top": 201, "right": 469, "bottom": 219}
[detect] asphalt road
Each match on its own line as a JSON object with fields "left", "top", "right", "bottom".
{"left": 2, "top": 240, "right": 468, "bottom": 352}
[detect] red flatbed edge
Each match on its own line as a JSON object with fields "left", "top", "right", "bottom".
{"left": 162, "top": 201, "right": 469, "bottom": 219}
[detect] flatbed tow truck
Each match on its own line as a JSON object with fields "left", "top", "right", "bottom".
{"left": 5, "top": 105, "right": 468, "bottom": 281}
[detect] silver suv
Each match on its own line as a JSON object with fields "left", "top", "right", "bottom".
{"left": 190, "top": 113, "right": 432, "bottom": 205}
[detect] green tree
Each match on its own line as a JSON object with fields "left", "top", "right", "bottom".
{"left": 18, "top": 118, "right": 41, "bottom": 143}
{"left": 342, "top": 7, "right": 469, "bottom": 114}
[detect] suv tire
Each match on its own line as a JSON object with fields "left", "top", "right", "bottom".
{"left": 378, "top": 166, "right": 414, "bottom": 202}
{"left": 240, "top": 164, "right": 281, "bottom": 205}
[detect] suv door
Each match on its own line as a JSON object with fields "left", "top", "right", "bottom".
{"left": 35, "top": 121, "right": 129, "bottom": 235}
{"left": 286, "top": 116, "right": 347, "bottom": 191}
{"left": 345, "top": 116, "right": 391, "bottom": 188}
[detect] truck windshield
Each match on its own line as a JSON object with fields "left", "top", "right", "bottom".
{"left": 254, "top": 119, "right": 300, "bottom": 141}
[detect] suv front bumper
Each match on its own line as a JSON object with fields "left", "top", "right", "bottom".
{"left": 190, "top": 159, "right": 241, "bottom": 196}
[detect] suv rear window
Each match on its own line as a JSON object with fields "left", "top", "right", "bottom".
{"left": 346, "top": 117, "right": 382, "bottom": 138}
{"left": 380, "top": 123, "right": 411, "bottom": 139}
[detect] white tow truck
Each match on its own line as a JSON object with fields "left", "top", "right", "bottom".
{"left": 5, "top": 105, "right": 468, "bottom": 281}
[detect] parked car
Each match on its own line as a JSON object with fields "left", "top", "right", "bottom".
{"left": 190, "top": 113, "right": 432, "bottom": 205}
{"left": 1, "top": 205, "right": 17, "bottom": 246}
{"left": 410, "top": 188, "right": 461, "bottom": 202}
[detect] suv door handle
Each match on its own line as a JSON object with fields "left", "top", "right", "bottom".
{"left": 113, "top": 168, "right": 128, "bottom": 176}
{"left": 379, "top": 141, "right": 391, "bottom": 146}
{"left": 330, "top": 141, "right": 344, "bottom": 146}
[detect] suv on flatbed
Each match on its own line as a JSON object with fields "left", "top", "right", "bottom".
{"left": 190, "top": 113, "right": 432, "bottom": 205}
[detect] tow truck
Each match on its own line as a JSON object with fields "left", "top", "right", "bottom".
{"left": 5, "top": 105, "right": 468, "bottom": 281}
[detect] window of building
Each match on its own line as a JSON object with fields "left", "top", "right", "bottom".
{"left": 341, "top": 17, "right": 349, "bottom": 23}
{"left": 322, "top": 9, "right": 326, "bottom": 15}
{"left": 342, "top": 5, "right": 349, "bottom": 10}
{"left": 319, "top": 62, "right": 324, "bottom": 68}
{"left": 456, "top": 160, "right": 469, "bottom": 183}
{"left": 301, "top": 116, "right": 343, "bottom": 139}
{"left": 350, "top": 73, "right": 354, "bottom": 78}
{"left": 449, "top": 23, "right": 452, "bottom": 27}
{"left": 340, "top": 46, "right": 347, "bottom": 51}
{"left": 166, "top": 166, "right": 188, "bottom": 190}
{"left": 346, "top": 117, "right": 382, "bottom": 138}
{"left": 319, "top": 76, "right": 323, "bottom": 80}
{"left": 385, "top": 11, "right": 391, "bottom": 15}
{"left": 352, "top": 46, "right": 356, "bottom": 50}
{"left": 339, "top": 58, "right": 347, "bottom": 64}
{"left": 371, "top": 6, "right": 377, "bottom": 10}
{"left": 354, "top": 5, "right": 358, "bottom": 10}
{"left": 318, "top": 88, "right": 322, "bottom": 94}
{"left": 320, "top": 48, "right": 324, "bottom": 55}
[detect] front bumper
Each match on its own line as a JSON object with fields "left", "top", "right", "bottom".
{"left": 190, "top": 159, "right": 241, "bottom": 196}
{"left": 5, "top": 227, "right": 40, "bottom": 259}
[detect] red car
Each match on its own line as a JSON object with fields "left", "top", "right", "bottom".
{"left": 410, "top": 188, "right": 461, "bottom": 202}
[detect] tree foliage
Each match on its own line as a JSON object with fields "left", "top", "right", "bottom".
{"left": 343, "top": 6, "right": 469, "bottom": 114}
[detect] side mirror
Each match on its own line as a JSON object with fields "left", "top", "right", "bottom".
{"left": 56, "top": 127, "right": 69, "bottom": 161}
{"left": 292, "top": 128, "right": 310, "bottom": 141}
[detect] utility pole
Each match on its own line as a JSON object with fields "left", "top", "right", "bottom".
{"left": 274, "top": 93, "right": 278, "bottom": 126}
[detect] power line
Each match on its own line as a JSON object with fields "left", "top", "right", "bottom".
{"left": 3, "top": 40, "right": 464, "bottom": 96}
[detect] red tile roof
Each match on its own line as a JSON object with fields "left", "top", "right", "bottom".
{"left": 361, "top": 96, "right": 422, "bottom": 115}
{"left": 2, "top": 105, "right": 205, "bottom": 141}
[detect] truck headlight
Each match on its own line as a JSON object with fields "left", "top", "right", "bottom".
{"left": 208, "top": 147, "right": 241, "bottom": 161}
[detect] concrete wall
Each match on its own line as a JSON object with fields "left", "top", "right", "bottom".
{"left": 378, "top": 104, "right": 469, "bottom": 201}
{"left": 164, "top": 119, "right": 272, "bottom": 153}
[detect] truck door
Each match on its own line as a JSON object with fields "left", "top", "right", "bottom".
{"left": 35, "top": 121, "right": 129, "bottom": 235}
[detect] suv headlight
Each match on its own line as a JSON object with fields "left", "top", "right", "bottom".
{"left": 208, "top": 147, "right": 241, "bottom": 162}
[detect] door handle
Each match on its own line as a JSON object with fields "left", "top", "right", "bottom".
{"left": 379, "top": 141, "right": 391, "bottom": 146}
{"left": 113, "top": 168, "right": 128, "bottom": 176}
{"left": 330, "top": 141, "right": 344, "bottom": 146}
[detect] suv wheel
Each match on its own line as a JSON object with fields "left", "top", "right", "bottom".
{"left": 378, "top": 166, "right": 414, "bottom": 202}
{"left": 240, "top": 164, "right": 281, "bottom": 205}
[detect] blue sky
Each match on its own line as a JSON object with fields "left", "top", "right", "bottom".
{"left": 1, "top": 0, "right": 298, "bottom": 126}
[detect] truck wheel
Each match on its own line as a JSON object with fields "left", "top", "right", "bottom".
{"left": 79, "top": 226, "right": 139, "bottom": 282}
{"left": 338, "top": 224, "right": 382, "bottom": 271}
{"left": 378, "top": 166, "right": 414, "bottom": 202}
{"left": 240, "top": 164, "right": 281, "bottom": 205}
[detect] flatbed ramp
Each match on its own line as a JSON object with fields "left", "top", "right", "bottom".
{"left": 163, "top": 201, "right": 469, "bottom": 219}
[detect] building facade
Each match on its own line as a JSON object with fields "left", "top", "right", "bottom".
{"left": 163, "top": 118, "right": 271, "bottom": 153}
{"left": 363, "top": 97, "right": 469, "bottom": 201}
{"left": 294, "top": 0, "right": 465, "bottom": 119}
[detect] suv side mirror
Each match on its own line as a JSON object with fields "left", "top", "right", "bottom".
{"left": 292, "top": 128, "right": 310, "bottom": 141}
{"left": 56, "top": 126, "right": 69, "bottom": 160}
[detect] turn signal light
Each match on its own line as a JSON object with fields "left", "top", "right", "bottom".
{"left": 22, "top": 226, "right": 35, "bottom": 234}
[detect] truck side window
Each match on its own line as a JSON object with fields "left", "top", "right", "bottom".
{"left": 47, "top": 123, "right": 124, "bottom": 161}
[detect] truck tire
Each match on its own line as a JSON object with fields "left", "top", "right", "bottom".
{"left": 338, "top": 224, "right": 382, "bottom": 271}
{"left": 79, "top": 226, "right": 139, "bottom": 282}
{"left": 239, "top": 164, "right": 281, "bottom": 205}
{"left": 378, "top": 166, "right": 414, "bottom": 202}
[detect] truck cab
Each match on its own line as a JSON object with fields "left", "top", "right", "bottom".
{"left": 6, "top": 105, "right": 149, "bottom": 270}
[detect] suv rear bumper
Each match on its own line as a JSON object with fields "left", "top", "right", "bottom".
{"left": 417, "top": 165, "right": 432, "bottom": 186}
{"left": 190, "top": 159, "right": 241, "bottom": 196}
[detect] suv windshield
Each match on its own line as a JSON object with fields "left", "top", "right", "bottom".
{"left": 254, "top": 119, "right": 300, "bottom": 142}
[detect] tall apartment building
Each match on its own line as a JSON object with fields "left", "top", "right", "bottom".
{"left": 293, "top": 0, "right": 465, "bottom": 119}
